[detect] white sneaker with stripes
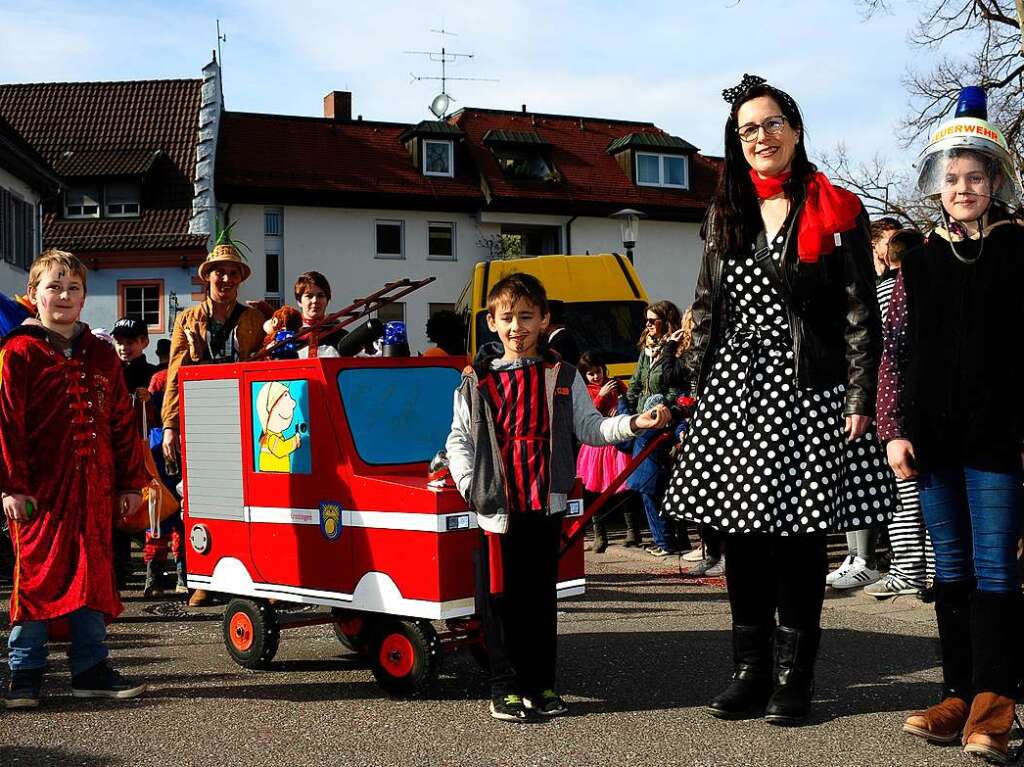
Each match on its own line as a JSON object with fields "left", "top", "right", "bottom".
{"left": 825, "top": 554, "right": 855, "bottom": 586}
{"left": 831, "top": 557, "right": 881, "bottom": 590}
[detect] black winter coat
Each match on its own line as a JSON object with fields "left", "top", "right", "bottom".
{"left": 682, "top": 202, "right": 882, "bottom": 417}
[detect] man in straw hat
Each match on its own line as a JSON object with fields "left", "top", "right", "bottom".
{"left": 161, "top": 235, "right": 264, "bottom": 606}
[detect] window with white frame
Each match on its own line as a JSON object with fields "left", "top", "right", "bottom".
{"left": 377, "top": 301, "right": 405, "bottom": 324}
{"left": 427, "top": 222, "right": 456, "bottom": 260}
{"left": 636, "top": 153, "right": 688, "bottom": 189}
{"left": 423, "top": 140, "right": 454, "bottom": 177}
{"left": 64, "top": 185, "right": 101, "bottom": 218}
{"left": 120, "top": 281, "right": 163, "bottom": 329}
{"left": 105, "top": 182, "right": 141, "bottom": 217}
{"left": 375, "top": 220, "right": 404, "bottom": 259}
{"left": 265, "top": 209, "right": 283, "bottom": 236}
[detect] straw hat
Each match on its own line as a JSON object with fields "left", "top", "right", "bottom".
{"left": 198, "top": 243, "right": 252, "bottom": 282}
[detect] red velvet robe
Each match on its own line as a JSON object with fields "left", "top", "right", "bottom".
{"left": 0, "top": 325, "right": 148, "bottom": 622}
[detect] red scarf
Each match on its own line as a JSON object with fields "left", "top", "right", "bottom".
{"left": 749, "top": 169, "right": 861, "bottom": 263}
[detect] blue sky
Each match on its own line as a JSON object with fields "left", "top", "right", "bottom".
{"left": 1, "top": 1, "right": 948, "bottom": 168}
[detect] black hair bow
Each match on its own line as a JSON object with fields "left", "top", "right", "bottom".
{"left": 722, "top": 74, "right": 766, "bottom": 104}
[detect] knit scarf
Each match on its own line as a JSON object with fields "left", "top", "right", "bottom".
{"left": 749, "top": 169, "right": 861, "bottom": 263}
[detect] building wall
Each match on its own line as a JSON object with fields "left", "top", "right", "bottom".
{"left": 228, "top": 203, "right": 705, "bottom": 354}
{"left": 82, "top": 266, "right": 197, "bottom": 363}
{"left": 0, "top": 166, "right": 42, "bottom": 297}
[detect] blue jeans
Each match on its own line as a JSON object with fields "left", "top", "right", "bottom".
{"left": 640, "top": 492, "right": 676, "bottom": 551}
{"left": 8, "top": 607, "right": 109, "bottom": 675}
{"left": 917, "top": 466, "right": 1023, "bottom": 593}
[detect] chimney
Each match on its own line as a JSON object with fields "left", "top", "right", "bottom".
{"left": 323, "top": 91, "right": 352, "bottom": 121}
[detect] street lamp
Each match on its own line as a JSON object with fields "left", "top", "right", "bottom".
{"left": 611, "top": 208, "right": 646, "bottom": 263}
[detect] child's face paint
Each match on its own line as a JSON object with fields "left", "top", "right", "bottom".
{"left": 29, "top": 265, "right": 86, "bottom": 330}
{"left": 487, "top": 298, "right": 549, "bottom": 360}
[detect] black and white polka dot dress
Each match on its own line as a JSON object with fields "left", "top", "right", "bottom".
{"left": 664, "top": 234, "right": 893, "bottom": 535}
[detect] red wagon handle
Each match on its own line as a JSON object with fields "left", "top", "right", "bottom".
{"left": 559, "top": 430, "right": 674, "bottom": 557}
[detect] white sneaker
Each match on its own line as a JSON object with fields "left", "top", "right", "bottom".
{"left": 831, "top": 557, "right": 881, "bottom": 590}
{"left": 825, "top": 554, "right": 855, "bottom": 586}
{"left": 682, "top": 547, "right": 705, "bottom": 562}
{"left": 704, "top": 556, "right": 726, "bottom": 577}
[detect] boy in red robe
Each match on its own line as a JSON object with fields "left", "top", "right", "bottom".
{"left": 1, "top": 250, "right": 149, "bottom": 709}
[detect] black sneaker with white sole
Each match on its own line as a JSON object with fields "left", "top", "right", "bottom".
{"left": 524, "top": 689, "right": 569, "bottom": 716}
{"left": 4, "top": 668, "right": 43, "bottom": 709}
{"left": 71, "top": 662, "right": 147, "bottom": 699}
{"left": 489, "top": 693, "right": 531, "bottom": 722}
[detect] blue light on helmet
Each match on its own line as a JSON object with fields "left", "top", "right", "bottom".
{"left": 955, "top": 86, "right": 988, "bottom": 120}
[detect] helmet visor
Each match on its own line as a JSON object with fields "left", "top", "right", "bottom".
{"left": 916, "top": 146, "right": 1022, "bottom": 209}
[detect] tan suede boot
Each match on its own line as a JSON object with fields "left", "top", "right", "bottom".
{"left": 187, "top": 589, "right": 211, "bottom": 607}
{"left": 962, "top": 692, "right": 1016, "bottom": 764}
{"left": 902, "top": 696, "right": 970, "bottom": 744}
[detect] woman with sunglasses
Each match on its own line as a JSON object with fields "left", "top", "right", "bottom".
{"left": 623, "top": 300, "right": 686, "bottom": 556}
{"left": 663, "top": 74, "right": 893, "bottom": 725}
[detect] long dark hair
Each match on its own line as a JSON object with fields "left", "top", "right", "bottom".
{"left": 705, "top": 83, "right": 817, "bottom": 257}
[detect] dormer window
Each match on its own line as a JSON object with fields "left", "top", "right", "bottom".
{"left": 423, "top": 139, "right": 454, "bottom": 177}
{"left": 482, "top": 130, "right": 558, "bottom": 182}
{"left": 64, "top": 185, "right": 100, "bottom": 218}
{"left": 636, "top": 153, "right": 688, "bottom": 189}
{"left": 105, "top": 181, "right": 141, "bottom": 217}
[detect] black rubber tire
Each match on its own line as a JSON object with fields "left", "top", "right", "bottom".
{"left": 330, "top": 608, "right": 371, "bottom": 655}
{"left": 367, "top": 619, "right": 440, "bottom": 697}
{"left": 222, "top": 598, "right": 280, "bottom": 670}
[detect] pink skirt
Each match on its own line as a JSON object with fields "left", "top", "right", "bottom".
{"left": 576, "top": 444, "right": 630, "bottom": 494}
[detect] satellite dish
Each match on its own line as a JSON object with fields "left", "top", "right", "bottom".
{"left": 429, "top": 92, "right": 451, "bottom": 118}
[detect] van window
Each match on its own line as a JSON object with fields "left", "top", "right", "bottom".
{"left": 475, "top": 300, "right": 646, "bottom": 364}
{"left": 337, "top": 366, "right": 462, "bottom": 465}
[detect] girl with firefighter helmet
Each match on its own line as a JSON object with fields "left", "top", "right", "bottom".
{"left": 878, "top": 86, "right": 1024, "bottom": 763}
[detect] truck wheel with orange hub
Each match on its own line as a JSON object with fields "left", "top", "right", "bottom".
{"left": 367, "top": 618, "right": 440, "bottom": 696}
{"left": 223, "top": 598, "right": 280, "bottom": 669}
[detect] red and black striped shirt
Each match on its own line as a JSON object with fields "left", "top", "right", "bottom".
{"left": 479, "top": 363, "right": 550, "bottom": 513}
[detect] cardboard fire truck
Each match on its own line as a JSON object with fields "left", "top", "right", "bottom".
{"left": 177, "top": 280, "right": 590, "bottom": 696}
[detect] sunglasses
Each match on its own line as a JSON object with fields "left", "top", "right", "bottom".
{"left": 644, "top": 317, "right": 661, "bottom": 326}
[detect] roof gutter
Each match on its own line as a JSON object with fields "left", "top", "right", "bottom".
{"left": 564, "top": 215, "right": 578, "bottom": 255}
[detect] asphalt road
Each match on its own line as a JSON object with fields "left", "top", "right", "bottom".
{"left": 0, "top": 545, "right": 1006, "bottom": 767}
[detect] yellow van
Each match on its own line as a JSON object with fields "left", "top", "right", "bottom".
{"left": 456, "top": 253, "right": 649, "bottom": 378}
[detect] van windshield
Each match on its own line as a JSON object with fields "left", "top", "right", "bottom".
{"left": 337, "top": 366, "right": 462, "bottom": 465}
{"left": 475, "top": 301, "right": 646, "bottom": 364}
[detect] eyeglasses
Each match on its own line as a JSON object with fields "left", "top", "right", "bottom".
{"left": 736, "top": 115, "right": 789, "bottom": 143}
{"left": 644, "top": 317, "right": 661, "bottom": 326}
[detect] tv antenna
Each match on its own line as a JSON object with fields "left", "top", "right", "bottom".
{"left": 216, "top": 19, "right": 227, "bottom": 66}
{"left": 405, "top": 28, "right": 498, "bottom": 119}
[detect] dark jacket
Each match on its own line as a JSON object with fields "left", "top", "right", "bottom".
{"left": 683, "top": 202, "right": 881, "bottom": 417}
{"left": 625, "top": 339, "right": 689, "bottom": 412}
{"left": 878, "top": 221, "right": 1024, "bottom": 473}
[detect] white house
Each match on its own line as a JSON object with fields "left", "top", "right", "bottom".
{"left": 0, "top": 115, "right": 59, "bottom": 298}
{"left": 215, "top": 93, "right": 718, "bottom": 353}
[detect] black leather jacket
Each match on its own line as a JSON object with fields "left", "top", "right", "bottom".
{"left": 682, "top": 203, "right": 882, "bottom": 417}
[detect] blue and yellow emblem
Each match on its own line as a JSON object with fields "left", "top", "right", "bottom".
{"left": 319, "top": 501, "right": 343, "bottom": 541}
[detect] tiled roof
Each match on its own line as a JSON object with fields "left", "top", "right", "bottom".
{"left": 52, "top": 148, "right": 164, "bottom": 177}
{"left": 607, "top": 132, "right": 698, "bottom": 155}
{"left": 0, "top": 113, "right": 60, "bottom": 192}
{"left": 44, "top": 209, "right": 207, "bottom": 252}
{"left": 216, "top": 112, "right": 484, "bottom": 208}
{"left": 216, "top": 106, "right": 717, "bottom": 221}
{"left": 453, "top": 109, "right": 717, "bottom": 219}
{"left": 0, "top": 79, "right": 203, "bottom": 252}
{"left": 399, "top": 120, "right": 464, "bottom": 141}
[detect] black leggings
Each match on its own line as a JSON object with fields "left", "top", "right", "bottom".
{"left": 725, "top": 533, "right": 828, "bottom": 630}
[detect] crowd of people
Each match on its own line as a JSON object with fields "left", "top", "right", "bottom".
{"left": 2, "top": 73, "right": 1022, "bottom": 764}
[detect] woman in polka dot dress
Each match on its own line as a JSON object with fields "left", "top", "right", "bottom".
{"left": 662, "top": 75, "right": 893, "bottom": 726}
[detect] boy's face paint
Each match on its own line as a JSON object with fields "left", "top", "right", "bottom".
{"left": 113, "top": 335, "right": 149, "bottom": 362}
{"left": 29, "top": 265, "right": 86, "bottom": 331}
{"left": 487, "top": 298, "right": 549, "bottom": 360}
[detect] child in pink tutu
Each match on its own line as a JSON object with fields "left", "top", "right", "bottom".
{"left": 576, "top": 352, "right": 638, "bottom": 551}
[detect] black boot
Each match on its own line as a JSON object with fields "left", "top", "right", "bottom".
{"left": 622, "top": 508, "right": 641, "bottom": 548}
{"left": 591, "top": 518, "right": 608, "bottom": 554}
{"left": 143, "top": 560, "right": 161, "bottom": 598}
{"left": 934, "top": 579, "right": 974, "bottom": 702}
{"left": 706, "top": 623, "right": 774, "bottom": 720}
{"left": 970, "top": 590, "right": 1020, "bottom": 701}
{"left": 764, "top": 626, "right": 820, "bottom": 726}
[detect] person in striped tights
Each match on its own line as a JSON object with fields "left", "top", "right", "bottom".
{"left": 864, "top": 228, "right": 935, "bottom": 599}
